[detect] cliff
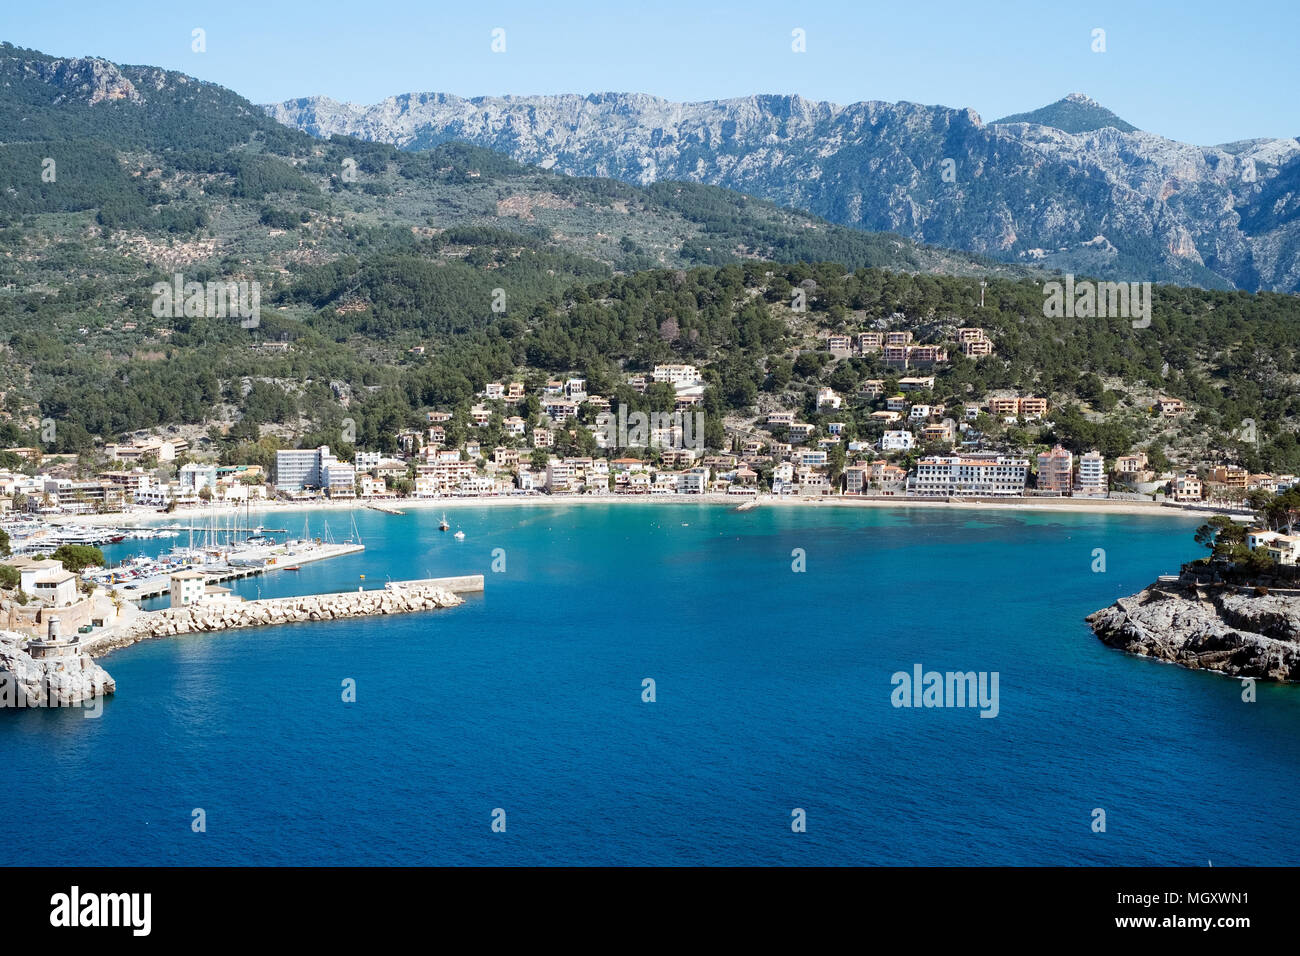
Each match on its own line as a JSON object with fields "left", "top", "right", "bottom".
{"left": 1086, "top": 579, "right": 1300, "bottom": 681}
{"left": 0, "top": 630, "right": 116, "bottom": 709}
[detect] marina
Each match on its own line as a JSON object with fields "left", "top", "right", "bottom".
{"left": 76, "top": 510, "right": 369, "bottom": 600}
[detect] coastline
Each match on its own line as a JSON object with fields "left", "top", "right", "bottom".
{"left": 44, "top": 492, "right": 1228, "bottom": 528}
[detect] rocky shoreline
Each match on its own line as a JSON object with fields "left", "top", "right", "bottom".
{"left": 1087, "top": 578, "right": 1300, "bottom": 681}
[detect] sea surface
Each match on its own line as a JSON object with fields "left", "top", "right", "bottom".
{"left": 4, "top": 503, "right": 1298, "bottom": 866}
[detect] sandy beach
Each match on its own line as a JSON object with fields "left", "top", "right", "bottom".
{"left": 45, "top": 492, "right": 1234, "bottom": 528}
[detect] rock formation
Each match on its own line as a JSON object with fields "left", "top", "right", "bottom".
{"left": 0, "top": 630, "right": 116, "bottom": 709}
{"left": 1087, "top": 579, "right": 1300, "bottom": 681}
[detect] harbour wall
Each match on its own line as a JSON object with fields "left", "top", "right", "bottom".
{"left": 83, "top": 575, "right": 484, "bottom": 658}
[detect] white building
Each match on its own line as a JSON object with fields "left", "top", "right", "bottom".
{"left": 881, "top": 430, "right": 916, "bottom": 451}
{"left": 354, "top": 450, "right": 382, "bottom": 472}
{"left": 179, "top": 463, "right": 218, "bottom": 494}
{"left": 907, "top": 455, "right": 1030, "bottom": 498}
{"left": 1075, "top": 451, "right": 1107, "bottom": 497}
{"left": 816, "top": 387, "right": 842, "bottom": 409}
{"left": 169, "top": 569, "right": 207, "bottom": 608}
{"left": 652, "top": 364, "right": 702, "bottom": 388}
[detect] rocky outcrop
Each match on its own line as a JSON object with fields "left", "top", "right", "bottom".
{"left": 0, "top": 630, "right": 116, "bottom": 709}
{"left": 25, "top": 55, "right": 142, "bottom": 105}
{"left": 1087, "top": 580, "right": 1300, "bottom": 681}
{"left": 84, "top": 585, "right": 465, "bottom": 657}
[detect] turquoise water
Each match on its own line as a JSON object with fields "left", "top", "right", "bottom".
{"left": 4, "top": 503, "right": 1299, "bottom": 866}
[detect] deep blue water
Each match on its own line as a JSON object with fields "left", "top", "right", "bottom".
{"left": 5, "top": 503, "right": 1299, "bottom": 866}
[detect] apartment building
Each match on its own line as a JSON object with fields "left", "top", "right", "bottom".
{"left": 1036, "top": 445, "right": 1074, "bottom": 495}
{"left": 1075, "top": 451, "right": 1107, "bottom": 497}
{"left": 179, "top": 462, "right": 219, "bottom": 494}
{"left": 1019, "top": 398, "right": 1048, "bottom": 419}
{"left": 883, "top": 345, "right": 910, "bottom": 367}
{"left": 545, "top": 458, "right": 576, "bottom": 493}
{"left": 543, "top": 398, "right": 580, "bottom": 424}
{"left": 275, "top": 446, "right": 342, "bottom": 493}
{"left": 416, "top": 460, "right": 476, "bottom": 493}
{"left": 920, "top": 421, "right": 957, "bottom": 445}
{"left": 322, "top": 461, "right": 356, "bottom": 498}
{"left": 104, "top": 437, "right": 188, "bottom": 463}
{"left": 908, "top": 345, "right": 949, "bottom": 367}
{"left": 844, "top": 465, "right": 868, "bottom": 494}
{"left": 1208, "top": 465, "right": 1249, "bottom": 489}
{"left": 97, "top": 470, "right": 154, "bottom": 502}
{"left": 908, "top": 455, "right": 1030, "bottom": 497}
{"left": 1173, "top": 474, "right": 1203, "bottom": 502}
{"left": 652, "top": 364, "right": 702, "bottom": 388}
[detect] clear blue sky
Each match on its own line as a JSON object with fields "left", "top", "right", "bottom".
{"left": 5, "top": 0, "right": 1297, "bottom": 145}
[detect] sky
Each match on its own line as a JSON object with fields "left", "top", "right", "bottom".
{"left": 4, "top": 0, "right": 1297, "bottom": 145}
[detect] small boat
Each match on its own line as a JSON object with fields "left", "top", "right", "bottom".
{"left": 453, "top": 530, "right": 465, "bottom": 540}
{"left": 439, "top": 514, "right": 450, "bottom": 532}
{"left": 284, "top": 566, "right": 301, "bottom": 571}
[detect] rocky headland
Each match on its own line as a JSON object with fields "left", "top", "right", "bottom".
{"left": 1087, "top": 577, "right": 1300, "bottom": 681}
{"left": 0, "top": 630, "right": 116, "bottom": 708}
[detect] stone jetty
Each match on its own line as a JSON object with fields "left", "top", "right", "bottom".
{"left": 83, "top": 578, "right": 478, "bottom": 657}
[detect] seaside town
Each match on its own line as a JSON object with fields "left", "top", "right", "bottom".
{"left": 1, "top": 326, "right": 1293, "bottom": 528}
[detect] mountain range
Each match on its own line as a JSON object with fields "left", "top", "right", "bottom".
{"left": 265, "top": 91, "right": 1300, "bottom": 293}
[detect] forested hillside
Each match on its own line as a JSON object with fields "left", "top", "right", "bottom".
{"left": 1, "top": 43, "right": 1299, "bottom": 478}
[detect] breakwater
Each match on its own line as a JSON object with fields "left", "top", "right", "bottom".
{"left": 83, "top": 576, "right": 483, "bottom": 658}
